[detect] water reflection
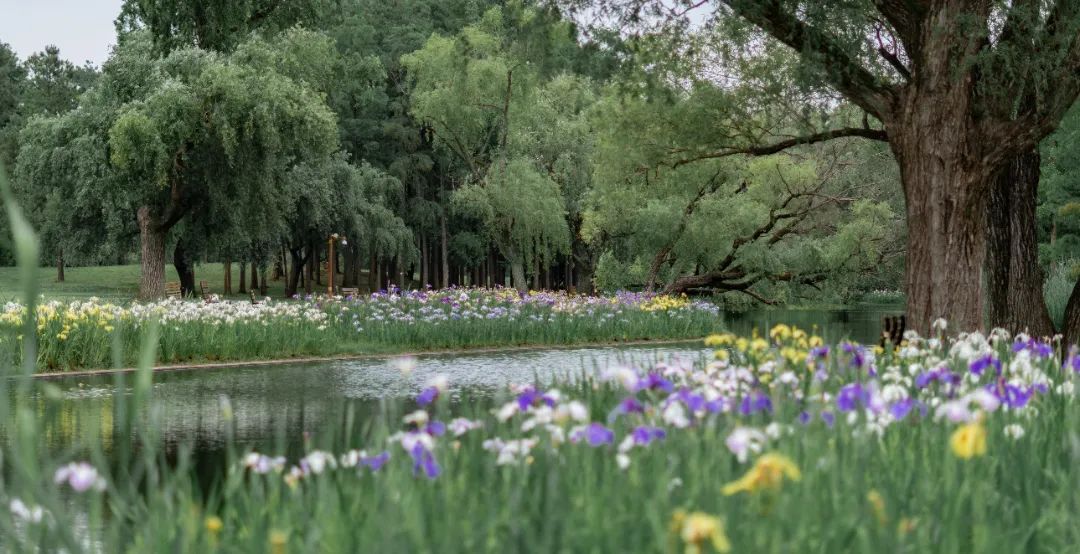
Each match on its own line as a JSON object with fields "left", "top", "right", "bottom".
{"left": 17, "top": 306, "right": 898, "bottom": 457}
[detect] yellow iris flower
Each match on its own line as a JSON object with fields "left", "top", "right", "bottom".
{"left": 722, "top": 453, "right": 801, "bottom": 496}
{"left": 670, "top": 510, "right": 731, "bottom": 554}
{"left": 950, "top": 422, "right": 987, "bottom": 459}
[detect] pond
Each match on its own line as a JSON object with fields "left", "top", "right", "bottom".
{"left": 11, "top": 306, "right": 899, "bottom": 463}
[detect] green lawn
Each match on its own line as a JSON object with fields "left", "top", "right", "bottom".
{"left": 0, "top": 263, "right": 347, "bottom": 302}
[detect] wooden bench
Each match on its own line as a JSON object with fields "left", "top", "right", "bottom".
{"left": 199, "top": 280, "right": 217, "bottom": 302}
{"left": 340, "top": 287, "right": 359, "bottom": 298}
{"left": 880, "top": 315, "right": 906, "bottom": 348}
{"left": 165, "top": 282, "right": 182, "bottom": 300}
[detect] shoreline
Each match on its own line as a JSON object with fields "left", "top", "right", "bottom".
{"left": 29, "top": 337, "right": 708, "bottom": 380}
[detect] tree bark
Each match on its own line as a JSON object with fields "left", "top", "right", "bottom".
{"left": 1063, "top": 283, "right": 1080, "bottom": 345}
{"left": 889, "top": 81, "right": 996, "bottom": 334}
{"left": 239, "top": 261, "right": 247, "bottom": 294}
{"left": 224, "top": 258, "right": 232, "bottom": 295}
{"left": 56, "top": 248, "right": 65, "bottom": 282}
{"left": 286, "top": 247, "right": 306, "bottom": 297}
{"left": 440, "top": 213, "right": 450, "bottom": 289}
{"left": 173, "top": 242, "right": 195, "bottom": 297}
{"left": 137, "top": 206, "right": 167, "bottom": 300}
{"left": 986, "top": 150, "right": 1054, "bottom": 336}
{"left": 510, "top": 257, "right": 527, "bottom": 293}
{"left": 305, "top": 241, "right": 315, "bottom": 294}
{"left": 259, "top": 265, "right": 267, "bottom": 296}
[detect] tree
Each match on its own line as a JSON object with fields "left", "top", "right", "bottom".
{"left": 586, "top": 83, "right": 901, "bottom": 301}
{"left": 16, "top": 32, "right": 339, "bottom": 298}
{"left": 402, "top": 4, "right": 605, "bottom": 290}
{"left": 116, "top": 0, "right": 335, "bottom": 53}
{"left": 581, "top": 0, "right": 1080, "bottom": 333}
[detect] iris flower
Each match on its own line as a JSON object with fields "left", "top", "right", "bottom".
{"left": 950, "top": 421, "right": 987, "bottom": 459}
{"left": 722, "top": 453, "right": 801, "bottom": 496}
{"left": 670, "top": 510, "right": 731, "bottom": 554}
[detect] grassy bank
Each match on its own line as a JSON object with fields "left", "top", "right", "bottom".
{"left": 1, "top": 288, "right": 723, "bottom": 371}
{"left": 0, "top": 263, "right": 309, "bottom": 302}
{"left": 3, "top": 326, "right": 1078, "bottom": 551}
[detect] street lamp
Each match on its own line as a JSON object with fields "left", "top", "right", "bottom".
{"left": 328, "top": 233, "right": 347, "bottom": 296}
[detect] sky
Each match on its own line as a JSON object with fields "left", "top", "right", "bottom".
{"left": 0, "top": 0, "right": 124, "bottom": 66}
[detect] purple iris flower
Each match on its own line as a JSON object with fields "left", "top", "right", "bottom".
{"left": 739, "top": 391, "right": 773, "bottom": 415}
{"left": 631, "top": 426, "right": 666, "bottom": 446}
{"left": 1013, "top": 339, "right": 1054, "bottom": 358}
{"left": 583, "top": 423, "right": 615, "bottom": 446}
{"left": 516, "top": 386, "right": 540, "bottom": 411}
{"left": 837, "top": 383, "right": 870, "bottom": 412}
{"left": 842, "top": 342, "right": 867, "bottom": 369}
{"left": 361, "top": 451, "right": 390, "bottom": 472}
{"left": 821, "top": 411, "right": 836, "bottom": 428}
{"left": 809, "top": 346, "right": 830, "bottom": 359}
{"left": 426, "top": 421, "right": 446, "bottom": 436}
{"left": 617, "top": 397, "right": 645, "bottom": 414}
{"left": 797, "top": 411, "right": 812, "bottom": 425}
{"left": 988, "top": 382, "right": 1035, "bottom": 409}
{"left": 637, "top": 373, "right": 674, "bottom": 393}
{"left": 889, "top": 398, "right": 915, "bottom": 421}
{"left": 968, "top": 354, "right": 1002, "bottom": 376}
{"left": 416, "top": 387, "right": 440, "bottom": 406}
{"left": 540, "top": 391, "right": 560, "bottom": 407}
{"left": 678, "top": 388, "right": 707, "bottom": 412}
{"left": 409, "top": 444, "right": 440, "bottom": 479}
{"left": 1068, "top": 354, "right": 1080, "bottom": 373}
{"left": 705, "top": 398, "right": 726, "bottom": 413}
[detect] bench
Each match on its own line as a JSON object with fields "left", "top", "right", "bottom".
{"left": 165, "top": 282, "right": 182, "bottom": 300}
{"left": 340, "top": 287, "right": 359, "bottom": 298}
{"left": 880, "top": 315, "right": 906, "bottom": 348}
{"left": 199, "top": 280, "right": 217, "bottom": 302}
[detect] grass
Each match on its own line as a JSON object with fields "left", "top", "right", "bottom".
{"left": 3, "top": 328, "right": 1079, "bottom": 552}
{"left": 0, "top": 263, "right": 320, "bottom": 302}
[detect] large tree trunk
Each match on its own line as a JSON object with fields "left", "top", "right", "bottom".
{"left": 249, "top": 261, "right": 258, "bottom": 291}
{"left": 173, "top": 242, "right": 195, "bottom": 297}
{"left": 56, "top": 248, "right": 65, "bottom": 282}
{"left": 137, "top": 206, "right": 167, "bottom": 300}
{"left": 986, "top": 150, "right": 1054, "bottom": 336}
{"left": 239, "top": 262, "right": 247, "bottom": 294}
{"left": 889, "top": 77, "right": 997, "bottom": 334}
{"left": 1063, "top": 283, "right": 1080, "bottom": 345}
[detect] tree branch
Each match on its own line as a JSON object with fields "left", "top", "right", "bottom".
{"left": 721, "top": 0, "right": 898, "bottom": 118}
{"left": 870, "top": 0, "right": 923, "bottom": 61}
{"left": 671, "top": 127, "right": 887, "bottom": 168}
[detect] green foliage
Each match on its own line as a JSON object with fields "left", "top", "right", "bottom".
{"left": 586, "top": 82, "right": 903, "bottom": 301}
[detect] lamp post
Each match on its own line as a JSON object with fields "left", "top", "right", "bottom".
{"left": 327, "top": 233, "right": 347, "bottom": 296}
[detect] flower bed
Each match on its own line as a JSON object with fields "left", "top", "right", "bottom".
{"left": 0, "top": 287, "right": 722, "bottom": 371}
{"left": 7, "top": 324, "right": 1079, "bottom": 551}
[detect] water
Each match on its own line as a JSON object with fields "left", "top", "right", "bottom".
{"left": 14, "top": 306, "right": 898, "bottom": 459}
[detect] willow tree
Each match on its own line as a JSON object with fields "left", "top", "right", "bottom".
{"left": 402, "top": 5, "right": 597, "bottom": 290}
{"left": 586, "top": 85, "right": 901, "bottom": 301}
{"left": 15, "top": 33, "right": 338, "bottom": 298}
{"left": 588, "top": 0, "right": 1080, "bottom": 332}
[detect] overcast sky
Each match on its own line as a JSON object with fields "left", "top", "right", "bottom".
{"left": 0, "top": 0, "right": 124, "bottom": 66}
